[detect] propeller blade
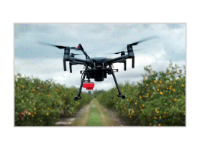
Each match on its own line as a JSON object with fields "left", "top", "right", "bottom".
{"left": 15, "top": 52, "right": 83, "bottom": 56}
{"left": 101, "top": 49, "right": 144, "bottom": 55}
{"left": 70, "top": 53, "right": 83, "bottom": 55}
{"left": 133, "top": 49, "right": 146, "bottom": 51}
{"left": 55, "top": 45, "right": 67, "bottom": 49}
{"left": 39, "top": 42, "right": 80, "bottom": 51}
{"left": 130, "top": 36, "right": 158, "bottom": 46}
{"left": 38, "top": 42, "right": 67, "bottom": 49}
{"left": 15, "top": 52, "right": 64, "bottom": 54}
{"left": 114, "top": 51, "right": 127, "bottom": 54}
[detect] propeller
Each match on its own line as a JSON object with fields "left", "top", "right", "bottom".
{"left": 129, "top": 35, "right": 158, "bottom": 46}
{"left": 70, "top": 53, "right": 83, "bottom": 57}
{"left": 38, "top": 42, "right": 81, "bottom": 51}
{"left": 101, "top": 49, "right": 144, "bottom": 55}
{"left": 71, "top": 53, "right": 82, "bottom": 55}
{"left": 115, "top": 51, "right": 126, "bottom": 55}
{"left": 104, "top": 36, "right": 157, "bottom": 54}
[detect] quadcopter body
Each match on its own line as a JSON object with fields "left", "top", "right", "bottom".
{"left": 40, "top": 36, "right": 156, "bottom": 101}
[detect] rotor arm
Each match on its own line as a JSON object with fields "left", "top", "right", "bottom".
{"left": 107, "top": 55, "right": 128, "bottom": 64}
{"left": 69, "top": 57, "right": 91, "bottom": 65}
{"left": 77, "top": 44, "right": 90, "bottom": 59}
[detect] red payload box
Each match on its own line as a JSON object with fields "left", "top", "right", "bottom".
{"left": 83, "top": 83, "right": 95, "bottom": 90}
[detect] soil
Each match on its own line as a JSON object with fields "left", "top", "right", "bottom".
{"left": 55, "top": 99, "right": 124, "bottom": 126}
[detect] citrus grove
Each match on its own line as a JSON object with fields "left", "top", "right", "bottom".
{"left": 15, "top": 73, "right": 93, "bottom": 126}
{"left": 97, "top": 61, "right": 186, "bottom": 126}
{"left": 15, "top": 61, "right": 185, "bottom": 126}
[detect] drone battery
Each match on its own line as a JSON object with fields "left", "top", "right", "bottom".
{"left": 83, "top": 83, "right": 95, "bottom": 90}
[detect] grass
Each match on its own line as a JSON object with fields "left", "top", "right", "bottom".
{"left": 86, "top": 99, "right": 102, "bottom": 126}
{"left": 70, "top": 100, "right": 94, "bottom": 126}
{"left": 96, "top": 100, "right": 122, "bottom": 126}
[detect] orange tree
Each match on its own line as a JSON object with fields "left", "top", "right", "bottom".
{"left": 15, "top": 73, "right": 93, "bottom": 126}
{"left": 97, "top": 61, "right": 185, "bottom": 126}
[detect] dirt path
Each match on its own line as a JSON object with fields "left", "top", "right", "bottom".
{"left": 96, "top": 100, "right": 123, "bottom": 126}
{"left": 55, "top": 99, "right": 123, "bottom": 126}
{"left": 55, "top": 100, "right": 93, "bottom": 126}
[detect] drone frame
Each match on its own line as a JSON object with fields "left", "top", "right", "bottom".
{"left": 62, "top": 44, "right": 135, "bottom": 101}
{"left": 40, "top": 36, "right": 157, "bottom": 101}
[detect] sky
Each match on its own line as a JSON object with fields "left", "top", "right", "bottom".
{"left": 14, "top": 23, "right": 186, "bottom": 92}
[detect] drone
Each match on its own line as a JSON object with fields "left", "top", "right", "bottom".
{"left": 40, "top": 36, "right": 157, "bottom": 101}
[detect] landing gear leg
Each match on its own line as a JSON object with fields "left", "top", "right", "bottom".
{"left": 74, "top": 65, "right": 88, "bottom": 101}
{"left": 109, "top": 65, "right": 126, "bottom": 99}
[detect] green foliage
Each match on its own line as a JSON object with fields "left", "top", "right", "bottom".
{"left": 15, "top": 73, "right": 93, "bottom": 126}
{"left": 86, "top": 99, "right": 102, "bottom": 126}
{"left": 93, "top": 89, "right": 106, "bottom": 98}
{"left": 97, "top": 61, "right": 186, "bottom": 126}
{"left": 88, "top": 91, "right": 92, "bottom": 95}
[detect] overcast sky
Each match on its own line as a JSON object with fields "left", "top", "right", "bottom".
{"left": 14, "top": 23, "right": 186, "bottom": 91}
